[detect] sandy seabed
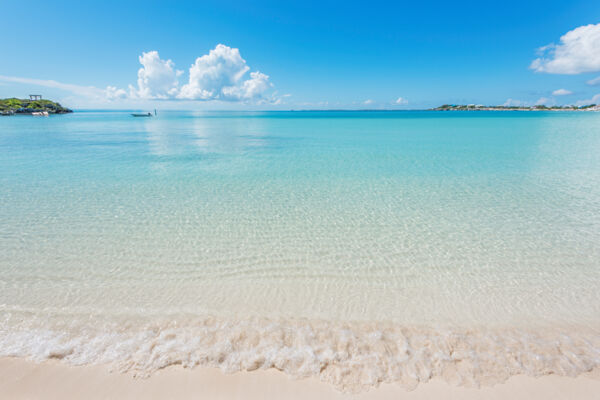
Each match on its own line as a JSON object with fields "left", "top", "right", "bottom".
{"left": 1, "top": 357, "right": 599, "bottom": 400}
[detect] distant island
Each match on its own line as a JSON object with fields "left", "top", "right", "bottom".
{"left": 0, "top": 97, "right": 73, "bottom": 115}
{"left": 432, "top": 104, "right": 600, "bottom": 111}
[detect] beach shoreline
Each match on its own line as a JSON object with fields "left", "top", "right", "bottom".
{"left": 1, "top": 357, "right": 599, "bottom": 400}
{"left": 3, "top": 316, "right": 599, "bottom": 393}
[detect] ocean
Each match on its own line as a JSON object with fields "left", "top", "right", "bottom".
{"left": 1, "top": 110, "right": 599, "bottom": 391}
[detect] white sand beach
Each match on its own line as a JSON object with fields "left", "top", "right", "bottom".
{"left": 1, "top": 357, "right": 599, "bottom": 400}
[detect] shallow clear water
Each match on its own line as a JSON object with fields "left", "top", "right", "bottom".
{"left": 1, "top": 111, "right": 600, "bottom": 390}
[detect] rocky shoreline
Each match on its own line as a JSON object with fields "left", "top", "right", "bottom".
{"left": 0, "top": 98, "right": 73, "bottom": 115}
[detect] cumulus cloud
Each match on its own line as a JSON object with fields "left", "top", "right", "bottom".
{"left": 395, "top": 97, "right": 408, "bottom": 105}
{"left": 177, "top": 44, "right": 272, "bottom": 101}
{"left": 552, "top": 88, "right": 573, "bottom": 96}
{"left": 221, "top": 71, "right": 271, "bottom": 100}
{"left": 0, "top": 45, "right": 276, "bottom": 105}
{"left": 103, "top": 44, "right": 274, "bottom": 103}
{"left": 530, "top": 23, "right": 600, "bottom": 74}
{"left": 363, "top": 99, "right": 374, "bottom": 105}
{"left": 587, "top": 76, "right": 600, "bottom": 86}
{"left": 128, "top": 51, "right": 182, "bottom": 99}
{"left": 105, "top": 86, "right": 128, "bottom": 100}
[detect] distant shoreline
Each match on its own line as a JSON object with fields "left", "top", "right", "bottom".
{"left": 4, "top": 107, "right": 599, "bottom": 115}
{"left": 431, "top": 104, "right": 600, "bottom": 111}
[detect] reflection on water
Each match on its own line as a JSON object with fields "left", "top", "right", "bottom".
{"left": 144, "top": 112, "right": 269, "bottom": 173}
{"left": 145, "top": 112, "right": 267, "bottom": 155}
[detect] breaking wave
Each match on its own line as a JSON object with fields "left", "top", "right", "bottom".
{"left": 1, "top": 316, "right": 599, "bottom": 392}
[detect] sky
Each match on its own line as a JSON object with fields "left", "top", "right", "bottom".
{"left": 1, "top": 0, "right": 600, "bottom": 109}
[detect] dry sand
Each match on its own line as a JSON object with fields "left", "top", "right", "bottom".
{"left": 1, "top": 357, "right": 599, "bottom": 400}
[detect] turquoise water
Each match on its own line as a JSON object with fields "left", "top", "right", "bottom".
{"left": 1, "top": 111, "right": 600, "bottom": 390}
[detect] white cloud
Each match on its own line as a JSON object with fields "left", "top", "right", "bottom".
{"left": 587, "top": 76, "right": 600, "bottom": 86}
{"left": 503, "top": 98, "right": 529, "bottom": 107}
{"left": 0, "top": 75, "right": 138, "bottom": 105}
{"left": 363, "top": 99, "right": 374, "bottom": 105}
{"left": 128, "top": 51, "right": 182, "bottom": 99}
{"left": 575, "top": 93, "right": 600, "bottom": 106}
{"left": 395, "top": 97, "right": 408, "bottom": 105}
{"left": 552, "top": 88, "right": 573, "bottom": 96}
{"left": 530, "top": 23, "right": 600, "bottom": 74}
{"left": 105, "top": 86, "right": 128, "bottom": 100}
{"left": 221, "top": 71, "right": 271, "bottom": 100}
{"left": 1, "top": 44, "right": 276, "bottom": 105}
{"left": 0, "top": 75, "right": 138, "bottom": 107}
{"left": 100, "top": 44, "right": 274, "bottom": 103}
{"left": 0, "top": 75, "right": 106, "bottom": 99}
{"left": 535, "top": 97, "right": 554, "bottom": 106}
{"left": 177, "top": 44, "right": 272, "bottom": 101}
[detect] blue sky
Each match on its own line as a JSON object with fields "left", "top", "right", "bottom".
{"left": 1, "top": 0, "right": 600, "bottom": 109}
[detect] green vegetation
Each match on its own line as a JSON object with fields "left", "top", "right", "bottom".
{"left": 0, "top": 98, "right": 73, "bottom": 115}
{"left": 432, "top": 104, "right": 599, "bottom": 111}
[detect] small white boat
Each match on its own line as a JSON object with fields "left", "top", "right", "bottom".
{"left": 32, "top": 111, "right": 49, "bottom": 116}
{"left": 132, "top": 110, "right": 157, "bottom": 117}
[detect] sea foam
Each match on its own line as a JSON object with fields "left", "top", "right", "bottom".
{"left": 1, "top": 316, "right": 599, "bottom": 393}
